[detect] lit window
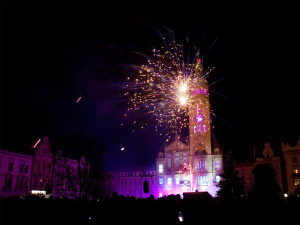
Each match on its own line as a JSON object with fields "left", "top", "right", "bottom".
{"left": 203, "top": 125, "right": 206, "bottom": 133}
{"left": 216, "top": 175, "right": 220, "bottom": 183}
{"left": 198, "top": 89, "right": 200, "bottom": 94}
{"left": 175, "top": 177, "right": 180, "bottom": 185}
{"left": 159, "top": 178, "right": 164, "bottom": 185}
{"left": 159, "top": 193, "right": 163, "bottom": 197}
{"left": 294, "top": 178, "right": 300, "bottom": 186}
{"left": 167, "top": 177, "right": 172, "bottom": 185}
{"left": 194, "top": 126, "right": 197, "bottom": 134}
{"left": 159, "top": 164, "right": 164, "bottom": 173}
{"left": 204, "top": 89, "right": 207, "bottom": 95}
{"left": 215, "top": 161, "right": 220, "bottom": 171}
{"left": 199, "top": 176, "right": 208, "bottom": 185}
{"left": 294, "top": 169, "right": 299, "bottom": 174}
{"left": 201, "top": 88, "right": 203, "bottom": 95}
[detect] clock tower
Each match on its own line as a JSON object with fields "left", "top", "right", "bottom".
{"left": 189, "top": 59, "right": 212, "bottom": 155}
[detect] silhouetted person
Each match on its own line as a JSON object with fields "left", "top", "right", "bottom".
{"left": 247, "top": 163, "right": 285, "bottom": 224}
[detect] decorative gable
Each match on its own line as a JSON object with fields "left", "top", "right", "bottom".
{"left": 36, "top": 136, "right": 52, "bottom": 156}
{"left": 165, "top": 135, "right": 189, "bottom": 152}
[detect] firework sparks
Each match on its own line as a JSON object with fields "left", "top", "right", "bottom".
{"left": 123, "top": 28, "right": 214, "bottom": 137}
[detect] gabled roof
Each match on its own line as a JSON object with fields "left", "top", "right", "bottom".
{"left": 165, "top": 134, "right": 189, "bottom": 152}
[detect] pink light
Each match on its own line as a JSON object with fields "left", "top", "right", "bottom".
{"left": 204, "top": 89, "right": 207, "bottom": 95}
{"left": 76, "top": 96, "right": 82, "bottom": 103}
{"left": 203, "top": 125, "right": 206, "bottom": 133}
{"left": 33, "top": 139, "right": 41, "bottom": 148}
{"left": 198, "top": 89, "right": 200, "bottom": 94}
{"left": 195, "top": 89, "right": 197, "bottom": 95}
{"left": 201, "top": 88, "right": 203, "bottom": 95}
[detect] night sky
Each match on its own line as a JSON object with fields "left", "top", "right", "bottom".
{"left": 1, "top": 1, "right": 299, "bottom": 170}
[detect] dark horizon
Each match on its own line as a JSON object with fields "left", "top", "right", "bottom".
{"left": 1, "top": 1, "right": 299, "bottom": 170}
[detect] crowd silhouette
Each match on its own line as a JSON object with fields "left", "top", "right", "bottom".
{"left": 1, "top": 163, "right": 299, "bottom": 224}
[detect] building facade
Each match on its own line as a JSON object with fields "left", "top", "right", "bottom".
{"left": 281, "top": 140, "right": 300, "bottom": 194}
{"left": 31, "top": 136, "right": 53, "bottom": 192}
{"left": 0, "top": 136, "right": 89, "bottom": 199}
{"left": 0, "top": 150, "right": 33, "bottom": 198}
{"left": 236, "top": 142, "right": 286, "bottom": 194}
{"left": 52, "top": 150, "right": 90, "bottom": 198}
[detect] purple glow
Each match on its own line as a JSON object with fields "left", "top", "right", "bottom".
{"left": 194, "top": 126, "right": 197, "bottom": 134}
{"left": 203, "top": 125, "right": 206, "bottom": 133}
{"left": 203, "top": 89, "right": 207, "bottom": 95}
{"left": 198, "top": 125, "right": 201, "bottom": 133}
{"left": 196, "top": 115, "right": 204, "bottom": 123}
{"left": 201, "top": 88, "right": 203, "bottom": 95}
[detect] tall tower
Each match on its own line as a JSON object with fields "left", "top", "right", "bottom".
{"left": 189, "top": 59, "right": 212, "bottom": 155}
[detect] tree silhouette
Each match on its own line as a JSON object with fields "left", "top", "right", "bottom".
{"left": 216, "top": 157, "right": 245, "bottom": 201}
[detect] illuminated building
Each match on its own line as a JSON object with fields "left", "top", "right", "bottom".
{"left": 0, "top": 150, "right": 33, "bottom": 198}
{"left": 0, "top": 136, "right": 89, "bottom": 199}
{"left": 31, "top": 136, "right": 53, "bottom": 191}
{"left": 109, "top": 167, "right": 157, "bottom": 198}
{"left": 281, "top": 139, "right": 300, "bottom": 194}
{"left": 52, "top": 150, "right": 90, "bottom": 199}
{"left": 109, "top": 60, "right": 223, "bottom": 198}
{"left": 155, "top": 60, "right": 223, "bottom": 197}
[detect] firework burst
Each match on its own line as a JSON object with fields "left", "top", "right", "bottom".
{"left": 123, "top": 28, "right": 215, "bottom": 139}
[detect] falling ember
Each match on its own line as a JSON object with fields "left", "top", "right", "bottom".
{"left": 33, "top": 139, "right": 41, "bottom": 148}
{"left": 76, "top": 96, "right": 82, "bottom": 103}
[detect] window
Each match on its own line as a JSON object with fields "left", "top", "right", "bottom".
{"left": 159, "top": 164, "right": 164, "bottom": 173}
{"left": 183, "top": 158, "right": 188, "bottom": 164}
{"left": 168, "top": 159, "right": 172, "bottom": 168}
{"left": 19, "top": 160, "right": 24, "bottom": 173}
{"left": 16, "top": 176, "right": 24, "bottom": 191}
{"left": 8, "top": 158, "right": 14, "bottom": 172}
{"left": 48, "top": 165, "right": 51, "bottom": 173}
{"left": 194, "top": 126, "right": 197, "bottom": 134}
{"left": 43, "top": 164, "right": 45, "bottom": 172}
{"left": 24, "top": 164, "right": 29, "bottom": 173}
{"left": 159, "top": 178, "right": 164, "bottom": 185}
{"left": 4, "top": 175, "right": 13, "bottom": 191}
{"left": 175, "top": 177, "right": 180, "bottom": 185}
{"left": 203, "top": 125, "right": 206, "bottom": 133}
{"left": 294, "top": 178, "right": 300, "bottom": 186}
{"left": 294, "top": 169, "right": 299, "bottom": 174}
{"left": 275, "top": 163, "right": 280, "bottom": 170}
{"left": 167, "top": 177, "right": 172, "bottom": 185}
{"left": 175, "top": 158, "right": 179, "bottom": 168}
{"left": 36, "top": 163, "right": 39, "bottom": 172}
{"left": 198, "top": 176, "right": 208, "bottom": 185}
{"left": 215, "top": 161, "right": 220, "bottom": 171}
{"left": 216, "top": 175, "right": 221, "bottom": 183}
{"left": 292, "top": 157, "right": 298, "bottom": 164}
{"left": 198, "top": 160, "right": 206, "bottom": 171}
